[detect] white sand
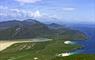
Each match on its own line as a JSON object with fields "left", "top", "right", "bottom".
{"left": 0, "top": 39, "right": 52, "bottom": 51}
{"left": 34, "top": 57, "right": 38, "bottom": 60}
{"left": 64, "top": 41, "right": 74, "bottom": 44}
{"left": 61, "top": 53, "right": 72, "bottom": 56}
{"left": 57, "top": 52, "right": 74, "bottom": 57}
{"left": 0, "top": 41, "right": 33, "bottom": 51}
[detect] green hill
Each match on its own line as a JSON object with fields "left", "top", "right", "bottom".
{"left": 0, "top": 40, "right": 80, "bottom": 60}
{"left": 0, "top": 39, "right": 94, "bottom": 60}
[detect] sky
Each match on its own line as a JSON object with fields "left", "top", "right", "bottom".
{"left": 0, "top": 0, "right": 95, "bottom": 24}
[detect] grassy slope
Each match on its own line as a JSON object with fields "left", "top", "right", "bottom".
{"left": 0, "top": 40, "right": 81, "bottom": 60}
{"left": 53, "top": 54, "right": 95, "bottom": 60}
{"left": 0, "top": 40, "right": 94, "bottom": 60}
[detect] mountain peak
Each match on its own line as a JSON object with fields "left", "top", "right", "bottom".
{"left": 23, "top": 19, "right": 41, "bottom": 24}
{"left": 48, "top": 23, "right": 64, "bottom": 29}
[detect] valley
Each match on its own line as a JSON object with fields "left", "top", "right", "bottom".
{"left": 0, "top": 38, "right": 95, "bottom": 60}
{"left": 0, "top": 19, "right": 94, "bottom": 60}
{"left": 0, "top": 39, "right": 81, "bottom": 60}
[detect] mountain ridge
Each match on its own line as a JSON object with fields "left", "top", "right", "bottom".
{"left": 0, "top": 19, "right": 87, "bottom": 40}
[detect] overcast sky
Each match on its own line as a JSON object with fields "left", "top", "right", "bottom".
{"left": 0, "top": 0, "right": 95, "bottom": 24}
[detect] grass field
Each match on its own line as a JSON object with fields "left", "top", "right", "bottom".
{"left": 53, "top": 54, "right": 95, "bottom": 60}
{"left": 0, "top": 39, "right": 95, "bottom": 60}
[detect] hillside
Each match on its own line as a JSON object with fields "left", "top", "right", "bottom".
{"left": 0, "top": 40, "right": 80, "bottom": 60}
{"left": 0, "top": 39, "right": 94, "bottom": 60}
{"left": 0, "top": 19, "right": 87, "bottom": 40}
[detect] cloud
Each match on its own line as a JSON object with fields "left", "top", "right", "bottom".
{"left": 15, "top": 0, "right": 42, "bottom": 4}
{"left": 63, "top": 7, "right": 75, "bottom": 11}
{"left": 0, "top": 6, "right": 22, "bottom": 17}
{"left": 33, "top": 10, "right": 42, "bottom": 18}
{"left": 10, "top": 9, "right": 21, "bottom": 13}
{"left": 0, "top": 6, "right": 42, "bottom": 18}
{"left": 0, "top": 6, "right": 8, "bottom": 9}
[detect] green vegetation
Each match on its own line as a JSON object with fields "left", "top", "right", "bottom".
{"left": 0, "top": 39, "right": 94, "bottom": 60}
{"left": 0, "top": 20, "right": 89, "bottom": 60}
{"left": 53, "top": 54, "right": 95, "bottom": 60}
{"left": 0, "top": 40, "right": 81, "bottom": 60}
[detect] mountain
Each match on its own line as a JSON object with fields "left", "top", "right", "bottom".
{"left": 0, "top": 19, "right": 87, "bottom": 40}
{"left": 0, "top": 20, "right": 21, "bottom": 30}
{"left": 48, "top": 23, "right": 64, "bottom": 29}
{"left": 0, "top": 19, "right": 50, "bottom": 40}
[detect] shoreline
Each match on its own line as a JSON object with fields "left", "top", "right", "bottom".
{"left": 0, "top": 39, "right": 52, "bottom": 51}
{"left": 0, "top": 41, "right": 33, "bottom": 51}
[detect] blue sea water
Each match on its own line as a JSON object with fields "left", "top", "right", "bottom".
{"left": 70, "top": 24, "right": 95, "bottom": 54}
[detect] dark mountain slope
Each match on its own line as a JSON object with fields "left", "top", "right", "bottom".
{"left": 0, "top": 19, "right": 87, "bottom": 40}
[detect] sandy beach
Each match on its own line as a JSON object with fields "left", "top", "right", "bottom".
{"left": 0, "top": 41, "right": 34, "bottom": 51}
{"left": 0, "top": 39, "right": 52, "bottom": 51}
